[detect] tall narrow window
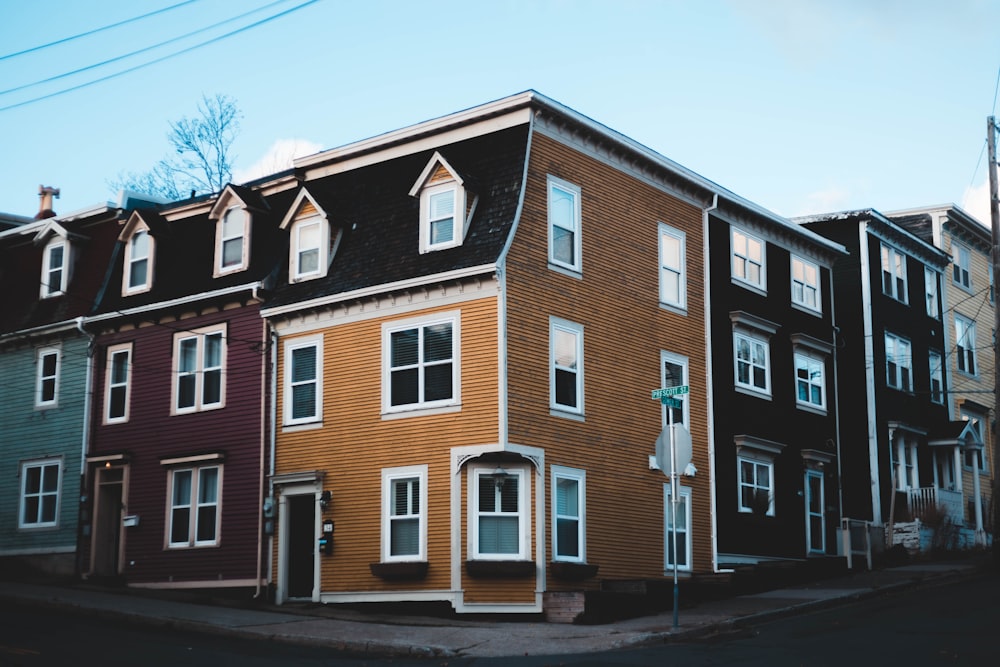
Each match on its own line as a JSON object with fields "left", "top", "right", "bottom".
{"left": 382, "top": 465, "right": 427, "bottom": 561}
{"left": 219, "top": 207, "right": 247, "bottom": 272}
{"left": 105, "top": 344, "right": 132, "bottom": 423}
{"left": 929, "top": 351, "right": 944, "bottom": 404}
{"left": 294, "top": 218, "right": 321, "bottom": 279}
{"left": 734, "top": 332, "right": 770, "bottom": 395}
{"left": 658, "top": 224, "right": 686, "bottom": 309}
{"left": 41, "top": 240, "right": 67, "bottom": 297}
{"left": 955, "top": 315, "right": 977, "bottom": 375}
{"left": 664, "top": 484, "right": 691, "bottom": 570}
{"left": 661, "top": 351, "right": 689, "bottom": 426}
{"left": 384, "top": 314, "right": 458, "bottom": 413}
{"left": 952, "top": 243, "right": 971, "bottom": 289}
{"left": 924, "top": 267, "right": 939, "bottom": 318}
{"left": 126, "top": 229, "right": 152, "bottom": 293}
{"left": 168, "top": 465, "right": 221, "bottom": 547}
{"left": 552, "top": 467, "right": 585, "bottom": 562}
{"left": 473, "top": 467, "right": 526, "bottom": 559}
{"left": 35, "top": 347, "right": 60, "bottom": 407}
{"left": 551, "top": 318, "right": 584, "bottom": 414}
{"left": 427, "top": 187, "right": 457, "bottom": 247}
{"left": 285, "top": 337, "right": 321, "bottom": 425}
{"left": 548, "top": 176, "right": 582, "bottom": 273}
{"left": 738, "top": 456, "right": 774, "bottom": 515}
{"left": 885, "top": 332, "right": 912, "bottom": 390}
{"left": 732, "top": 228, "right": 765, "bottom": 291}
{"left": 794, "top": 352, "right": 825, "bottom": 409}
{"left": 791, "top": 256, "right": 820, "bottom": 312}
{"left": 174, "top": 326, "right": 226, "bottom": 413}
{"left": 880, "top": 244, "right": 908, "bottom": 302}
{"left": 20, "top": 460, "right": 61, "bottom": 528}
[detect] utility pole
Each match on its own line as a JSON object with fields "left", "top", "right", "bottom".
{"left": 988, "top": 116, "right": 1000, "bottom": 565}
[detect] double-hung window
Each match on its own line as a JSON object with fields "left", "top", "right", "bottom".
{"left": 924, "top": 267, "right": 939, "bottom": 318}
{"left": 384, "top": 313, "right": 458, "bottom": 413}
{"left": 658, "top": 223, "right": 686, "bottom": 310}
{"left": 41, "top": 239, "right": 67, "bottom": 297}
{"left": 552, "top": 466, "right": 585, "bottom": 562}
{"left": 885, "top": 332, "right": 912, "bottom": 391}
{"left": 955, "top": 315, "right": 977, "bottom": 375}
{"left": 174, "top": 325, "right": 226, "bottom": 413}
{"left": 661, "top": 351, "right": 689, "bottom": 426}
{"left": 424, "top": 184, "right": 459, "bottom": 250}
{"left": 734, "top": 332, "right": 770, "bottom": 395}
{"left": 293, "top": 217, "right": 322, "bottom": 280}
{"left": 929, "top": 350, "right": 944, "bottom": 404}
{"left": 548, "top": 176, "right": 582, "bottom": 274}
{"left": 738, "top": 456, "right": 774, "bottom": 516}
{"left": 167, "top": 465, "right": 221, "bottom": 548}
{"left": 20, "top": 459, "right": 61, "bottom": 528}
{"left": 472, "top": 466, "right": 527, "bottom": 559}
{"left": 35, "top": 347, "right": 60, "bottom": 408}
{"left": 218, "top": 206, "right": 248, "bottom": 273}
{"left": 125, "top": 229, "right": 152, "bottom": 294}
{"left": 664, "top": 484, "right": 691, "bottom": 570}
{"left": 284, "top": 336, "right": 322, "bottom": 425}
{"left": 104, "top": 343, "right": 132, "bottom": 423}
{"left": 952, "top": 243, "right": 971, "bottom": 290}
{"left": 794, "top": 352, "right": 825, "bottom": 410}
{"left": 551, "top": 317, "right": 584, "bottom": 415}
{"left": 382, "top": 465, "right": 427, "bottom": 561}
{"left": 731, "top": 228, "right": 765, "bottom": 291}
{"left": 881, "top": 244, "right": 908, "bottom": 302}
{"left": 790, "top": 255, "right": 820, "bottom": 313}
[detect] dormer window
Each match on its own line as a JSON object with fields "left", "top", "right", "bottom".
{"left": 125, "top": 228, "right": 153, "bottom": 294}
{"left": 41, "top": 238, "right": 67, "bottom": 297}
{"left": 219, "top": 206, "right": 248, "bottom": 272}
{"left": 280, "top": 188, "right": 339, "bottom": 283}
{"left": 409, "top": 152, "right": 475, "bottom": 254}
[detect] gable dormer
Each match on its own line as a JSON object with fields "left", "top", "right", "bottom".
{"left": 119, "top": 211, "right": 158, "bottom": 296}
{"left": 208, "top": 185, "right": 260, "bottom": 276}
{"left": 408, "top": 151, "right": 477, "bottom": 253}
{"left": 279, "top": 188, "right": 340, "bottom": 283}
{"left": 31, "top": 220, "right": 82, "bottom": 298}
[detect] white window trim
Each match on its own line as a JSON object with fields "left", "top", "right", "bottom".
{"left": 929, "top": 350, "right": 944, "bottom": 405}
{"left": 793, "top": 351, "right": 826, "bottom": 412}
{"left": 551, "top": 466, "right": 586, "bottom": 563}
{"left": 790, "top": 255, "right": 821, "bottom": 314}
{"left": 893, "top": 434, "right": 919, "bottom": 491}
{"left": 734, "top": 331, "right": 771, "bottom": 397}
{"left": 123, "top": 227, "right": 154, "bottom": 295}
{"left": 924, "top": 267, "right": 940, "bottom": 319}
{"left": 737, "top": 454, "right": 775, "bottom": 516}
{"left": 661, "top": 350, "right": 689, "bottom": 427}
{"left": 880, "top": 243, "right": 908, "bottom": 303}
{"left": 731, "top": 227, "right": 766, "bottom": 293}
{"left": 885, "top": 331, "right": 913, "bottom": 391}
{"left": 35, "top": 346, "right": 60, "bottom": 408}
{"left": 40, "top": 238, "right": 68, "bottom": 297}
{"left": 658, "top": 222, "right": 686, "bottom": 311}
{"left": 283, "top": 334, "right": 323, "bottom": 426}
{"left": 290, "top": 214, "right": 336, "bottom": 283}
{"left": 381, "top": 311, "right": 461, "bottom": 415}
{"left": 419, "top": 182, "right": 465, "bottom": 253}
{"left": 215, "top": 205, "right": 251, "bottom": 275}
{"left": 19, "top": 458, "right": 61, "bottom": 529}
{"left": 166, "top": 464, "right": 222, "bottom": 548}
{"left": 954, "top": 314, "right": 977, "bottom": 377}
{"left": 547, "top": 175, "right": 582, "bottom": 274}
{"left": 104, "top": 343, "right": 132, "bottom": 424}
{"left": 664, "top": 483, "right": 691, "bottom": 571}
{"left": 470, "top": 464, "right": 530, "bottom": 560}
{"left": 550, "top": 317, "right": 584, "bottom": 416}
{"left": 952, "top": 243, "right": 972, "bottom": 291}
{"left": 171, "top": 324, "right": 227, "bottom": 415}
{"left": 381, "top": 464, "right": 428, "bottom": 562}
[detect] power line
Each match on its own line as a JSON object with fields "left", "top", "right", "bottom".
{"left": 0, "top": 0, "right": 197, "bottom": 62}
{"left": 0, "top": 0, "right": 321, "bottom": 114}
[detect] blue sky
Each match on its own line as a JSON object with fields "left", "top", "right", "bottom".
{"left": 2, "top": 0, "right": 999, "bottom": 224}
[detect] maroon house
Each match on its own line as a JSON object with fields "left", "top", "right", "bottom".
{"left": 80, "top": 184, "right": 290, "bottom": 592}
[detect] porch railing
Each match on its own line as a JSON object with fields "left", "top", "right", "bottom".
{"left": 906, "top": 487, "right": 963, "bottom": 523}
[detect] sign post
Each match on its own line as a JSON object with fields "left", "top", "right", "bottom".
{"left": 651, "top": 385, "right": 689, "bottom": 630}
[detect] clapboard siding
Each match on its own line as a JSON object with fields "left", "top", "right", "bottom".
{"left": 504, "top": 132, "right": 711, "bottom": 583}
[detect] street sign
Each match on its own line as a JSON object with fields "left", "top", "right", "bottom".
{"left": 651, "top": 385, "right": 689, "bottom": 400}
{"left": 661, "top": 397, "right": 683, "bottom": 409}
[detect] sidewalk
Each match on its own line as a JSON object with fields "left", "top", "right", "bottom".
{"left": 0, "top": 557, "right": 989, "bottom": 659}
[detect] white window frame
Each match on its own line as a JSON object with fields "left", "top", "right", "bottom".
{"left": 547, "top": 176, "right": 582, "bottom": 274}
{"left": 166, "top": 465, "right": 222, "bottom": 548}
{"left": 40, "top": 238, "right": 67, "bottom": 297}
{"left": 283, "top": 335, "right": 322, "bottom": 426}
{"left": 123, "top": 227, "right": 153, "bottom": 295}
{"left": 550, "top": 317, "right": 584, "bottom": 416}
{"left": 172, "top": 324, "right": 227, "bottom": 414}
{"left": 552, "top": 466, "right": 586, "bottom": 563}
{"left": 790, "top": 255, "right": 821, "bottom": 314}
{"left": 664, "top": 483, "right": 691, "bottom": 571}
{"left": 952, "top": 243, "right": 972, "bottom": 290}
{"left": 290, "top": 215, "right": 333, "bottom": 282}
{"left": 661, "top": 350, "right": 689, "bottom": 427}
{"left": 420, "top": 182, "right": 463, "bottom": 253}
{"left": 35, "top": 346, "right": 60, "bottom": 408}
{"left": 955, "top": 314, "right": 977, "bottom": 376}
{"left": 19, "top": 459, "right": 61, "bottom": 529}
{"left": 104, "top": 343, "right": 132, "bottom": 424}
{"left": 216, "top": 205, "right": 250, "bottom": 275}
{"left": 924, "top": 267, "right": 939, "bottom": 318}
{"left": 731, "top": 228, "right": 766, "bottom": 292}
{"left": 885, "top": 332, "right": 912, "bottom": 391}
{"left": 928, "top": 350, "right": 944, "bottom": 404}
{"left": 880, "top": 243, "right": 908, "bottom": 303}
{"left": 470, "top": 464, "right": 529, "bottom": 560}
{"left": 381, "top": 465, "right": 428, "bottom": 562}
{"left": 893, "top": 434, "right": 919, "bottom": 490}
{"left": 738, "top": 454, "right": 774, "bottom": 516}
{"left": 382, "top": 312, "right": 460, "bottom": 414}
{"left": 794, "top": 351, "right": 826, "bottom": 411}
{"left": 734, "top": 331, "right": 771, "bottom": 396}
{"left": 658, "top": 223, "right": 686, "bottom": 311}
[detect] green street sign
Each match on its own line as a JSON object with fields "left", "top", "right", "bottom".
{"left": 661, "top": 397, "right": 683, "bottom": 409}
{"left": 651, "top": 385, "right": 689, "bottom": 400}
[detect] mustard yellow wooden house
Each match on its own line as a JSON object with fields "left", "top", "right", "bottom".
{"left": 258, "top": 92, "right": 800, "bottom": 616}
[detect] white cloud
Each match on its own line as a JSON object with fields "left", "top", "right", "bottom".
{"left": 961, "top": 173, "right": 992, "bottom": 227}
{"left": 233, "top": 139, "right": 324, "bottom": 184}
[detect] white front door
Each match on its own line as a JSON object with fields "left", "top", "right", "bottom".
{"left": 805, "top": 470, "right": 825, "bottom": 554}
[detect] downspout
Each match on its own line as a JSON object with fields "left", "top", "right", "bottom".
{"left": 857, "top": 220, "right": 882, "bottom": 525}
{"left": 701, "top": 194, "right": 722, "bottom": 573}
{"left": 75, "top": 316, "right": 95, "bottom": 579}
{"left": 267, "top": 321, "right": 278, "bottom": 592}
{"left": 253, "top": 286, "right": 267, "bottom": 599}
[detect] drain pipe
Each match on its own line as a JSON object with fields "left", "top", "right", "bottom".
{"left": 254, "top": 305, "right": 267, "bottom": 600}
{"left": 701, "top": 194, "right": 723, "bottom": 573}
{"left": 75, "top": 316, "right": 95, "bottom": 579}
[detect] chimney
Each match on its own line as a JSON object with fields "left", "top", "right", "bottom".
{"left": 36, "top": 185, "right": 60, "bottom": 220}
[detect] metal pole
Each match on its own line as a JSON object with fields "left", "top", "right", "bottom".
{"left": 669, "top": 407, "right": 679, "bottom": 629}
{"left": 987, "top": 116, "right": 1000, "bottom": 564}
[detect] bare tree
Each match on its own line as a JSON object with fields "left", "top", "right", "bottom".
{"left": 109, "top": 93, "right": 242, "bottom": 201}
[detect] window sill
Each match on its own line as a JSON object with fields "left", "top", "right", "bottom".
{"left": 549, "top": 407, "right": 585, "bottom": 422}
{"left": 795, "top": 402, "right": 827, "bottom": 416}
{"left": 734, "top": 386, "right": 772, "bottom": 401}
{"left": 549, "top": 560, "right": 599, "bottom": 581}
{"left": 465, "top": 559, "right": 535, "bottom": 578}
{"left": 369, "top": 561, "right": 428, "bottom": 581}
